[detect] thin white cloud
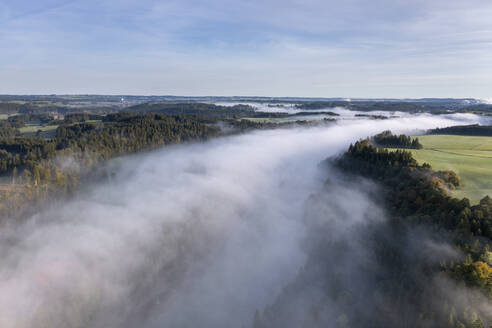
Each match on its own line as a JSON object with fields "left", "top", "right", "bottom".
{"left": 1, "top": 0, "right": 492, "bottom": 97}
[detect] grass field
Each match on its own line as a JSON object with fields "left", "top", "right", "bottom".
{"left": 19, "top": 124, "right": 58, "bottom": 138}
{"left": 0, "top": 113, "right": 19, "bottom": 120}
{"left": 408, "top": 135, "right": 492, "bottom": 203}
{"left": 17, "top": 120, "right": 101, "bottom": 139}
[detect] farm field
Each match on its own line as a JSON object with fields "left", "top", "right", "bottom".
{"left": 408, "top": 135, "right": 492, "bottom": 203}
{"left": 0, "top": 113, "right": 18, "bottom": 120}
{"left": 19, "top": 124, "right": 58, "bottom": 138}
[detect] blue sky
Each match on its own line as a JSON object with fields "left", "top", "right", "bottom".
{"left": 1, "top": 0, "right": 492, "bottom": 98}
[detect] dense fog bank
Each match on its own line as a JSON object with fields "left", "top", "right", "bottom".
{"left": 0, "top": 113, "right": 487, "bottom": 327}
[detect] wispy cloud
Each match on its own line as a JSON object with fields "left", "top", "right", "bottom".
{"left": 1, "top": 0, "right": 492, "bottom": 97}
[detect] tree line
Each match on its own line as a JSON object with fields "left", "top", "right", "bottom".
{"left": 0, "top": 113, "right": 219, "bottom": 179}
{"left": 372, "top": 130, "right": 423, "bottom": 149}
{"left": 428, "top": 124, "right": 492, "bottom": 136}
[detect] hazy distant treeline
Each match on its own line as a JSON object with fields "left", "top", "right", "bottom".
{"left": 429, "top": 124, "right": 492, "bottom": 136}
{"left": 2, "top": 95, "right": 491, "bottom": 117}
{"left": 127, "top": 102, "right": 290, "bottom": 119}
{"left": 296, "top": 101, "right": 458, "bottom": 113}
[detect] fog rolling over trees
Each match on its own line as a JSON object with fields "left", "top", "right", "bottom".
{"left": 0, "top": 113, "right": 488, "bottom": 327}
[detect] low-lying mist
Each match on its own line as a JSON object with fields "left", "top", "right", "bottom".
{"left": 0, "top": 113, "right": 488, "bottom": 327}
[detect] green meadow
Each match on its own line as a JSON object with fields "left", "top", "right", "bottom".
{"left": 408, "top": 135, "right": 492, "bottom": 203}
{"left": 0, "top": 113, "right": 19, "bottom": 120}
{"left": 19, "top": 124, "right": 58, "bottom": 138}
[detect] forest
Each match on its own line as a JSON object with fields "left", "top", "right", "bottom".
{"left": 295, "top": 101, "right": 463, "bottom": 113}
{"left": 0, "top": 107, "right": 338, "bottom": 218}
{"left": 0, "top": 113, "right": 220, "bottom": 217}
{"left": 127, "top": 102, "right": 289, "bottom": 119}
{"left": 429, "top": 124, "right": 492, "bottom": 136}
{"left": 333, "top": 138, "right": 491, "bottom": 327}
{"left": 372, "top": 130, "right": 423, "bottom": 149}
